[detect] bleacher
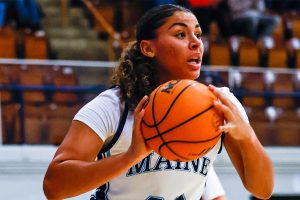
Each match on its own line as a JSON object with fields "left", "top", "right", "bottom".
{"left": 0, "top": 1, "right": 300, "bottom": 200}
{"left": 1, "top": 60, "right": 299, "bottom": 147}
{"left": 0, "top": 59, "right": 111, "bottom": 145}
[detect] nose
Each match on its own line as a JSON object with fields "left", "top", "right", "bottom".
{"left": 189, "top": 36, "right": 202, "bottom": 50}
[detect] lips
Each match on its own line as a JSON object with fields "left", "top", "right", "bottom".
{"left": 187, "top": 58, "right": 201, "bottom": 64}
{"left": 187, "top": 55, "right": 202, "bottom": 70}
{"left": 187, "top": 52, "right": 202, "bottom": 65}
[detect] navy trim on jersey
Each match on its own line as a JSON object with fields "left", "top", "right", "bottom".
{"left": 91, "top": 103, "right": 129, "bottom": 200}
{"left": 98, "top": 103, "right": 129, "bottom": 155}
{"left": 91, "top": 153, "right": 111, "bottom": 200}
{"left": 218, "top": 133, "right": 225, "bottom": 154}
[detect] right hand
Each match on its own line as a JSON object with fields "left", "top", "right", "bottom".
{"left": 127, "top": 96, "right": 152, "bottom": 162}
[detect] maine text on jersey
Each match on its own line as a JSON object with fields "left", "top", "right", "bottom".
{"left": 126, "top": 152, "right": 211, "bottom": 177}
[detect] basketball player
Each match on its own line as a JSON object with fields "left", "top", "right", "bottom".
{"left": 43, "top": 4, "right": 273, "bottom": 200}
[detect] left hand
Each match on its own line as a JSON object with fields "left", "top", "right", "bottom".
{"left": 208, "top": 84, "right": 255, "bottom": 141}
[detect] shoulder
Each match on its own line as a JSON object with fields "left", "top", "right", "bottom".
{"left": 73, "top": 87, "right": 124, "bottom": 140}
{"left": 85, "top": 87, "right": 123, "bottom": 112}
{"left": 97, "top": 87, "right": 122, "bottom": 104}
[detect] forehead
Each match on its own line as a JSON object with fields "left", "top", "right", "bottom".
{"left": 161, "top": 11, "right": 199, "bottom": 29}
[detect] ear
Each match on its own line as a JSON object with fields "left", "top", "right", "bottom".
{"left": 140, "top": 40, "right": 155, "bottom": 58}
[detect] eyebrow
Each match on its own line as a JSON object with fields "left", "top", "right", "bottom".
{"left": 168, "top": 22, "right": 200, "bottom": 30}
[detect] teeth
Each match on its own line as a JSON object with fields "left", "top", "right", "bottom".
{"left": 188, "top": 60, "right": 197, "bottom": 64}
{"left": 188, "top": 58, "right": 200, "bottom": 64}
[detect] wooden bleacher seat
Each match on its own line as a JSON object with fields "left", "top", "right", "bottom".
{"left": 209, "top": 41, "right": 231, "bottom": 66}
{"left": 241, "top": 72, "right": 266, "bottom": 108}
{"left": 0, "top": 27, "right": 16, "bottom": 58}
{"left": 272, "top": 20, "right": 285, "bottom": 43}
{"left": 290, "top": 19, "right": 300, "bottom": 38}
{"left": 295, "top": 49, "right": 300, "bottom": 68}
{"left": 23, "top": 103, "right": 82, "bottom": 144}
{"left": 47, "top": 103, "right": 83, "bottom": 119}
{"left": 248, "top": 107, "right": 275, "bottom": 145}
{"left": 277, "top": 108, "right": 299, "bottom": 123}
{"left": 47, "top": 103, "right": 83, "bottom": 145}
{"left": 276, "top": 121, "right": 300, "bottom": 146}
{"left": 271, "top": 73, "right": 295, "bottom": 108}
{"left": 48, "top": 117, "right": 71, "bottom": 145}
{"left": 238, "top": 38, "right": 260, "bottom": 67}
{"left": 0, "top": 65, "right": 12, "bottom": 103}
{"left": 251, "top": 121, "right": 276, "bottom": 146}
{"left": 248, "top": 107, "right": 277, "bottom": 146}
{"left": 17, "top": 65, "right": 47, "bottom": 104}
{"left": 24, "top": 104, "right": 50, "bottom": 144}
{"left": 1, "top": 104, "right": 21, "bottom": 144}
{"left": 209, "top": 22, "right": 220, "bottom": 41}
{"left": 247, "top": 107, "right": 269, "bottom": 122}
{"left": 52, "top": 67, "right": 79, "bottom": 105}
{"left": 24, "top": 34, "right": 48, "bottom": 59}
{"left": 267, "top": 47, "right": 288, "bottom": 68}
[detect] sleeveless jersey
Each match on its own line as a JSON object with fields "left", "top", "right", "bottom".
{"left": 74, "top": 87, "right": 248, "bottom": 200}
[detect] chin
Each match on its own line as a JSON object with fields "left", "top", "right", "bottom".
{"left": 190, "top": 71, "right": 200, "bottom": 80}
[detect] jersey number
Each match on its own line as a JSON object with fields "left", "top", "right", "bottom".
{"left": 146, "top": 194, "right": 185, "bottom": 200}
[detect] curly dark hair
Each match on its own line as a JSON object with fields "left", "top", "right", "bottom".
{"left": 111, "top": 4, "right": 192, "bottom": 110}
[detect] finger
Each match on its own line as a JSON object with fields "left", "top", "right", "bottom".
{"left": 218, "top": 124, "right": 236, "bottom": 134}
{"left": 134, "top": 109, "right": 145, "bottom": 130}
{"left": 208, "top": 85, "right": 235, "bottom": 109}
{"left": 214, "top": 100, "right": 235, "bottom": 122}
{"left": 134, "top": 96, "right": 148, "bottom": 129}
{"left": 135, "top": 96, "right": 149, "bottom": 114}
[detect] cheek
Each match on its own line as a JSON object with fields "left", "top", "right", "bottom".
{"left": 164, "top": 44, "right": 182, "bottom": 60}
{"left": 154, "top": 38, "right": 186, "bottom": 68}
{"left": 156, "top": 38, "right": 183, "bottom": 58}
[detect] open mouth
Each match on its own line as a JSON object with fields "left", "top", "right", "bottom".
{"left": 187, "top": 58, "right": 201, "bottom": 64}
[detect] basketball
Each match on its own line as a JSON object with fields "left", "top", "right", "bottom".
{"left": 141, "top": 79, "right": 224, "bottom": 162}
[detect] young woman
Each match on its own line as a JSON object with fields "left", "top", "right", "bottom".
{"left": 43, "top": 4, "right": 274, "bottom": 200}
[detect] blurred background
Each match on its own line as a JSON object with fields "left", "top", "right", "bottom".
{"left": 0, "top": 0, "right": 299, "bottom": 199}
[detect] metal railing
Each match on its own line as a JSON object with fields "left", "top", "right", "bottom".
{"left": 1, "top": 59, "right": 300, "bottom": 145}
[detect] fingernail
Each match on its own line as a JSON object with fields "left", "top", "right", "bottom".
{"left": 143, "top": 96, "right": 150, "bottom": 109}
{"left": 208, "top": 84, "right": 216, "bottom": 90}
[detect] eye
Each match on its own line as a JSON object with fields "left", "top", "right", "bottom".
{"left": 195, "top": 32, "right": 202, "bottom": 39}
{"left": 176, "top": 32, "right": 186, "bottom": 39}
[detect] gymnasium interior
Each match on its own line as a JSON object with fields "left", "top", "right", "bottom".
{"left": 0, "top": 0, "right": 299, "bottom": 199}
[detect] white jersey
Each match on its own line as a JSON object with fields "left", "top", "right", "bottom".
{"left": 74, "top": 87, "right": 248, "bottom": 200}
{"left": 201, "top": 167, "right": 226, "bottom": 200}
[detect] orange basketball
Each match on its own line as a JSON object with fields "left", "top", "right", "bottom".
{"left": 141, "top": 79, "right": 224, "bottom": 162}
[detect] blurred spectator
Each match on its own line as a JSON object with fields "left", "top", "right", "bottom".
{"left": 143, "top": 0, "right": 177, "bottom": 11}
{"left": 0, "top": 0, "right": 44, "bottom": 35}
{"left": 187, "top": 0, "right": 221, "bottom": 36}
{"left": 15, "top": 0, "right": 44, "bottom": 34}
{"left": 0, "top": 0, "right": 15, "bottom": 28}
{"left": 225, "top": 0, "right": 280, "bottom": 41}
{"left": 265, "top": 0, "right": 300, "bottom": 14}
{"left": 0, "top": 2, "right": 5, "bottom": 28}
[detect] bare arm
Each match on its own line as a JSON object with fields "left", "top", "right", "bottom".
{"left": 43, "top": 96, "right": 151, "bottom": 199}
{"left": 208, "top": 85, "right": 274, "bottom": 199}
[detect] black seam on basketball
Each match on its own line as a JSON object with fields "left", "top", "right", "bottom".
{"left": 159, "top": 145, "right": 190, "bottom": 161}
{"left": 151, "top": 84, "right": 162, "bottom": 146}
{"left": 145, "top": 81, "right": 195, "bottom": 155}
{"left": 142, "top": 81, "right": 195, "bottom": 128}
{"left": 158, "top": 133, "right": 222, "bottom": 160}
{"left": 144, "top": 105, "right": 214, "bottom": 141}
